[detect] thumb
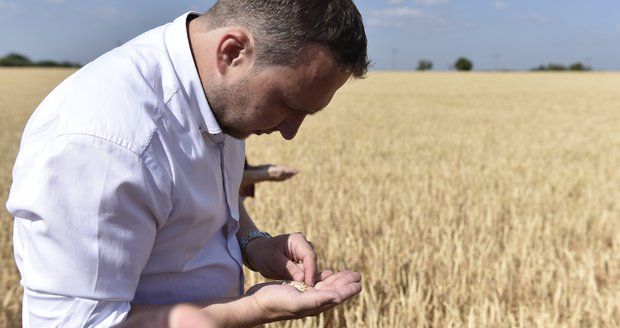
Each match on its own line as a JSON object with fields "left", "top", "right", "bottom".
{"left": 284, "top": 259, "right": 305, "bottom": 283}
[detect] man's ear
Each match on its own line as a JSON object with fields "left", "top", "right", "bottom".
{"left": 215, "top": 29, "right": 255, "bottom": 75}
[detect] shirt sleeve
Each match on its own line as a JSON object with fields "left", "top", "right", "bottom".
{"left": 22, "top": 287, "right": 130, "bottom": 328}
{"left": 7, "top": 133, "right": 172, "bottom": 326}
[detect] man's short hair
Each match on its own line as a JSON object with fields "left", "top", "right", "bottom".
{"left": 203, "top": 0, "right": 369, "bottom": 78}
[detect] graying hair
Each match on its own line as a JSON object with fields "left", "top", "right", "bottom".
{"left": 202, "top": 0, "right": 369, "bottom": 78}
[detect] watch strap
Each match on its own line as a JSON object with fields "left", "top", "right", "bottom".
{"left": 239, "top": 230, "right": 272, "bottom": 272}
{"left": 239, "top": 230, "right": 272, "bottom": 253}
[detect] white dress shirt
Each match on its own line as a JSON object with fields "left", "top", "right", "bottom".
{"left": 6, "top": 12, "right": 246, "bottom": 327}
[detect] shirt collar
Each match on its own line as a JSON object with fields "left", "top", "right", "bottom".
{"left": 164, "top": 12, "right": 223, "bottom": 136}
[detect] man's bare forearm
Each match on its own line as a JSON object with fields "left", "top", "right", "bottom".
{"left": 123, "top": 295, "right": 263, "bottom": 328}
{"left": 241, "top": 169, "right": 265, "bottom": 189}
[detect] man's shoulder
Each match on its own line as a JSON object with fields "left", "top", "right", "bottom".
{"left": 34, "top": 29, "right": 179, "bottom": 156}
{"left": 83, "top": 24, "right": 180, "bottom": 109}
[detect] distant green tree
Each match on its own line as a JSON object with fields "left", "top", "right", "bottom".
{"left": 0, "top": 53, "right": 32, "bottom": 66}
{"left": 569, "top": 62, "right": 591, "bottom": 71}
{"left": 416, "top": 59, "right": 433, "bottom": 71}
{"left": 454, "top": 57, "right": 473, "bottom": 71}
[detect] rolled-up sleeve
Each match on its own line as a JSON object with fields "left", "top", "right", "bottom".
{"left": 7, "top": 133, "right": 172, "bottom": 327}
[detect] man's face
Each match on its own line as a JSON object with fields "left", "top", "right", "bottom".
{"left": 207, "top": 46, "right": 351, "bottom": 140}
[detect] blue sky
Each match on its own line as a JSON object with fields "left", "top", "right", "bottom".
{"left": 0, "top": 0, "right": 619, "bottom": 70}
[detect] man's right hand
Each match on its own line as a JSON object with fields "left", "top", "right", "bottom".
{"left": 245, "top": 270, "right": 362, "bottom": 322}
{"left": 124, "top": 270, "right": 361, "bottom": 328}
{"left": 264, "top": 165, "right": 299, "bottom": 181}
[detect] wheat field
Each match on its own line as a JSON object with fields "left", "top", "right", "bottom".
{"left": 0, "top": 68, "right": 618, "bottom": 327}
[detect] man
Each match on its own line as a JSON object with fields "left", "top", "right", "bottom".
{"left": 6, "top": 0, "right": 369, "bottom": 327}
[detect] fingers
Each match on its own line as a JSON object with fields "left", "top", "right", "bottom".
{"left": 314, "top": 271, "right": 340, "bottom": 288}
{"left": 282, "top": 167, "right": 299, "bottom": 179}
{"left": 285, "top": 259, "right": 306, "bottom": 282}
{"left": 278, "top": 166, "right": 299, "bottom": 177}
{"left": 334, "top": 282, "right": 363, "bottom": 300}
{"left": 265, "top": 243, "right": 306, "bottom": 282}
{"left": 301, "top": 254, "right": 317, "bottom": 287}
{"left": 296, "top": 289, "right": 342, "bottom": 310}
{"left": 263, "top": 233, "right": 318, "bottom": 286}
{"left": 330, "top": 271, "right": 362, "bottom": 288}
{"left": 288, "top": 233, "right": 317, "bottom": 287}
{"left": 313, "top": 271, "right": 363, "bottom": 306}
{"left": 315, "top": 270, "right": 361, "bottom": 290}
{"left": 282, "top": 279, "right": 362, "bottom": 317}
{"left": 297, "top": 283, "right": 361, "bottom": 315}
{"left": 267, "top": 165, "right": 299, "bottom": 181}
{"left": 318, "top": 270, "right": 334, "bottom": 281}
{"left": 299, "top": 269, "right": 332, "bottom": 287}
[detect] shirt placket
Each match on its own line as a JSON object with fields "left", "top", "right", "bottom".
{"left": 211, "top": 135, "right": 245, "bottom": 295}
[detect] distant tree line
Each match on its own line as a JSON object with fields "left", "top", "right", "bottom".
{"left": 532, "top": 62, "right": 592, "bottom": 71}
{"left": 0, "top": 53, "right": 81, "bottom": 68}
{"left": 415, "top": 57, "right": 593, "bottom": 72}
{"left": 417, "top": 57, "right": 474, "bottom": 71}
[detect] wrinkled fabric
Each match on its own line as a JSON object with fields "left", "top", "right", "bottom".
{"left": 6, "top": 12, "right": 245, "bottom": 327}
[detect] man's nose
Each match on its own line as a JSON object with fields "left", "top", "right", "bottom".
{"left": 278, "top": 113, "right": 306, "bottom": 140}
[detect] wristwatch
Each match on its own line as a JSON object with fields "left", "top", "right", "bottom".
{"left": 239, "top": 230, "right": 272, "bottom": 253}
{"left": 239, "top": 230, "right": 272, "bottom": 272}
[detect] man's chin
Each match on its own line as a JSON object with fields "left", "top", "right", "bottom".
{"left": 221, "top": 127, "right": 252, "bottom": 140}
{"left": 226, "top": 132, "right": 251, "bottom": 140}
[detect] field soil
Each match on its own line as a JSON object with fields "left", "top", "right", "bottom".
{"left": 1, "top": 68, "right": 619, "bottom": 327}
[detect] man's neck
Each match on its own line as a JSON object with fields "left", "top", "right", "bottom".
{"left": 187, "top": 15, "right": 211, "bottom": 91}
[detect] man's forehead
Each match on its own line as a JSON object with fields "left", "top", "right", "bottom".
{"left": 285, "top": 68, "right": 350, "bottom": 115}
{"left": 299, "top": 45, "right": 339, "bottom": 76}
